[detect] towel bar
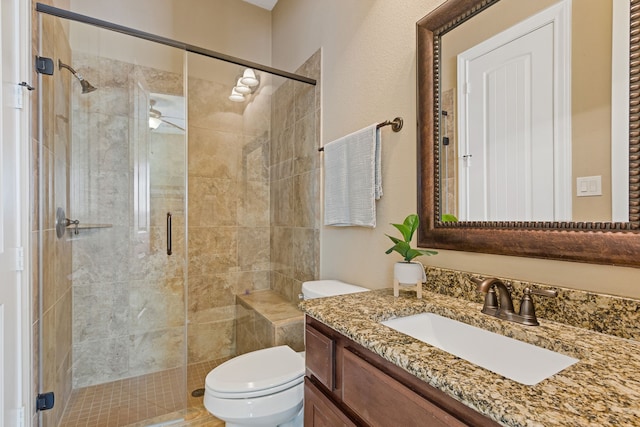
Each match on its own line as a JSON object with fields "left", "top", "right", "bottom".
{"left": 318, "top": 117, "right": 403, "bottom": 151}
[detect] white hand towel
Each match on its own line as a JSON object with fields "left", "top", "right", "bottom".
{"left": 323, "top": 124, "right": 382, "bottom": 227}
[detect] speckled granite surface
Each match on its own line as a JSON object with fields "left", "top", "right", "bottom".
{"left": 424, "top": 267, "right": 640, "bottom": 341}
{"left": 300, "top": 289, "right": 640, "bottom": 427}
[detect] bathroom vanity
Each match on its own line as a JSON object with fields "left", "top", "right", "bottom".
{"left": 300, "top": 289, "right": 640, "bottom": 426}
{"left": 304, "top": 316, "right": 498, "bottom": 426}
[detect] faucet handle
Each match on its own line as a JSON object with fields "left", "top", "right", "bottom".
{"left": 528, "top": 287, "right": 558, "bottom": 298}
{"left": 481, "top": 287, "right": 499, "bottom": 315}
{"left": 469, "top": 276, "right": 483, "bottom": 287}
{"left": 518, "top": 287, "right": 558, "bottom": 326}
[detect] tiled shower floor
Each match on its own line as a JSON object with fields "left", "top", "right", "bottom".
{"left": 59, "top": 359, "right": 227, "bottom": 427}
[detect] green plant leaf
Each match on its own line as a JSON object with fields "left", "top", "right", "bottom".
{"left": 391, "top": 223, "right": 412, "bottom": 242}
{"left": 404, "top": 248, "right": 422, "bottom": 262}
{"left": 391, "top": 214, "right": 420, "bottom": 242}
{"left": 385, "top": 234, "right": 402, "bottom": 244}
{"left": 416, "top": 248, "right": 438, "bottom": 256}
{"left": 404, "top": 248, "right": 438, "bottom": 262}
{"left": 385, "top": 213, "right": 437, "bottom": 260}
{"left": 441, "top": 213, "right": 458, "bottom": 222}
{"left": 387, "top": 241, "right": 411, "bottom": 259}
{"left": 403, "top": 214, "right": 419, "bottom": 238}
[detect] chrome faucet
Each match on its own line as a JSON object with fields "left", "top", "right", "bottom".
{"left": 470, "top": 277, "right": 557, "bottom": 326}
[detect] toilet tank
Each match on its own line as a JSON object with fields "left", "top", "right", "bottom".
{"left": 301, "top": 280, "right": 369, "bottom": 300}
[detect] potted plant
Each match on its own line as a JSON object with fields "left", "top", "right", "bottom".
{"left": 385, "top": 214, "right": 437, "bottom": 286}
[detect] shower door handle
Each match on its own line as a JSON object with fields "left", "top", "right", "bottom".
{"left": 167, "top": 212, "right": 172, "bottom": 256}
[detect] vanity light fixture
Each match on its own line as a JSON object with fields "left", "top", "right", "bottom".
{"left": 230, "top": 69, "right": 260, "bottom": 102}
{"left": 234, "top": 78, "right": 252, "bottom": 94}
{"left": 229, "top": 88, "right": 245, "bottom": 102}
{"left": 240, "top": 68, "right": 259, "bottom": 87}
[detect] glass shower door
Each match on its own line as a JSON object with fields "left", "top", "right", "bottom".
{"left": 37, "top": 11, "right": 187, "bottom": 427}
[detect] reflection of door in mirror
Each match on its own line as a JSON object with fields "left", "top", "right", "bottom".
{"left": 440, "top": 0, "right": 627, "bottom": 223}
{"left": 457, "top": 2, "right": 569, "bottom": 221}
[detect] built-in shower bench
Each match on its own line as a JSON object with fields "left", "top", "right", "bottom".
{"left": 235, "top": 290, "right": 304, "bottom": 355}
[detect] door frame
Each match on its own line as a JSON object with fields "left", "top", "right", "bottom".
{"left": 611, "top": 0, "right": 630, "bottom": 222}
{"left": 456, "top": 0, "right": 572, "bottom": 221}
{"left": 1, "top": 0, "right": 33, "bottom": 425}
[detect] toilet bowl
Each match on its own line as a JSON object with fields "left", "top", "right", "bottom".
{"left": 203, "top": 280, "right": 369, "bottom": 427}
{"left": 204, "top": 345, "right": 304, "bottom": 427}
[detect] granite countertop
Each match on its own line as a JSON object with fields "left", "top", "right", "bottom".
{"left": 300, "top": 289, "right": 640, "bottom": 427}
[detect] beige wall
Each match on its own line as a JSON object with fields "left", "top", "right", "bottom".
{"left": 68, "top": 0, "right": 271, "bottom": 84}
{"left": 69, "top": 0, "right": 271, "bottom": 65}
{"left": 272, "top": 0, "right": 640, "bottom": 300}
{"left": 572, "top": 0, "right": 613, "bottom": 221}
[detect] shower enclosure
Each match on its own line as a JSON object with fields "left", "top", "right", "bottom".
{"left": 34, "top": 4, "right": 319, "bottom": 426}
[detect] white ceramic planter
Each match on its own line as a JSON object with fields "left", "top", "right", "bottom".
{"left": 394, "top": 261, "right": 426, "bottom": 285}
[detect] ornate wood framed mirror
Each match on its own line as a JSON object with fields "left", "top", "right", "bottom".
{"left": 417, "top": 0, "right": 640, "bottom": 266}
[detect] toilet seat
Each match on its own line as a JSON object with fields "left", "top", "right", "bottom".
{"left": 205, "top": 345, "right": 304, "bottom": 399}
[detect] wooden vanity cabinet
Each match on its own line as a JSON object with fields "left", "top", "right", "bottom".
{"left": 304, "top": 378, "right": 357, "bottom": 427}
{"left": 304, "top": 316, "right": 500, "bottom": 427}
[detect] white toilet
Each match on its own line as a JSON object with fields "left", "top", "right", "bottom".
{"left": 203, "top": 280, "right": 369, "bottom": 427}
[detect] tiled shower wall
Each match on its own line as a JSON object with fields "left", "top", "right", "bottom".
{"left": 187, "top": 50, "right": 321, "bottom": 362}
{"left": 270, "top": 50, "right": 321, "bottom": 304}
{"left": 69, "top": 53, "right": 187, "bottom": 388}
{"left": 186, "top": 68, "right": 272, "bottom": 365}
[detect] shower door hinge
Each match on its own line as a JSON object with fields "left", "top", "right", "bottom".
{"left": 5, "top": 83, "right": 24, "bottom": 109}
{"left": 16, "top": 406, "right": 25, "bottom": 427}
{"left": 35, "top": 56, "right": 54, "bottom": 75}
{"left": 16, "top": 247, "right": 24, "bottom": 271}
{"left": 0, "top": 247, "right": 24, "bottom": 272}
{"left": 7, "top": 407, "right": 25, "bottom": 427}
{"left": 36, "top": 391, "right": 55, "bottom": 411}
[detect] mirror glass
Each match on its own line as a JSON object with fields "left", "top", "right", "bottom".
{"left": 437, "top": 0, "right": 629, "bottom": 223}
{"left": 417, "top": 0, "right": 640, "bottom": 266}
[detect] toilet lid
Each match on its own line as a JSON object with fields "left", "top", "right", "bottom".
{"left": 205, "top": 346, "right": 304, "bottom": 396}
{"left": 302, "top": 280, "right": 369, "bottom": 299}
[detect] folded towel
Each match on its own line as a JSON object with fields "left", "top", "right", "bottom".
{"left": 323, "top": 124, "right": 382, "bottom": 227}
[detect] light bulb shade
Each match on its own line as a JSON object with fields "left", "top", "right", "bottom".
{"left": 234, "top": 78, "right": 252, "bottom": 94}
{"left": 240, "top": 68, "right": 259, "bottom": 87}
{"left": 229, "top": 88, "right": 245, "bottom": 102}
{"left": 149, "top": 117, "right": 162, "bottom": 129}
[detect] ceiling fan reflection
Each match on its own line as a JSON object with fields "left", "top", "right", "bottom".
{"left": 149, "top": 99, "right": 185, "bottom": 132}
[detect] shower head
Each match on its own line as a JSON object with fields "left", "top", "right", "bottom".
{"left": 58, "top": 60, "right": 98, "bottom": 94}
{"left": 79, "top": 79, "right": 97, "bottom": 94}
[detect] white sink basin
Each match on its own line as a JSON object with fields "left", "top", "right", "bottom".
{"left": 381, "top": 313, "right": 578, "bottom": 385}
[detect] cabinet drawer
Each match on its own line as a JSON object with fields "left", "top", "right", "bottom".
{"left": 304, "top": 378, "right": 356, "bottom": 427}
{"left": 305, "top": 325, "right": 334, "bottom": 390}
{"left": 342, "top": 348, "right": 468, "bottom": 427}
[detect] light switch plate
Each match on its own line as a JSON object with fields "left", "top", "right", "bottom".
{"left": 576, "top": 176, "right": 602, "bottom": 197}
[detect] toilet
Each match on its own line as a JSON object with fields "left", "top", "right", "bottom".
{"left": 203, "top": 280, "right": 369, "bottom": 427}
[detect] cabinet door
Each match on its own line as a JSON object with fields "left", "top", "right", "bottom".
{"left": 305, "top": 325, "right": 335, "bottom": 390}
{"left": 342, "top": 349, "right": 468, "bottom": 427}
{"left": 304, "top": 378, "right": 356, "bottom": 427}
